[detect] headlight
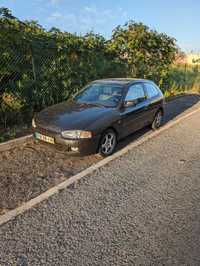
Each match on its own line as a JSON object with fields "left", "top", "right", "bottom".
{"left": 32, "top": 118, "right": 36, "bottom": 128}
{"left": 61, "top": 130, "right": 92, "bottom": 139}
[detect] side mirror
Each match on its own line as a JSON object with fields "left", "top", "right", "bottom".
{"left": 124, "top": 99, "right": 138, "bottom": 108}
{"left": 124, "top": 96, "right": 147, "bottom": 108}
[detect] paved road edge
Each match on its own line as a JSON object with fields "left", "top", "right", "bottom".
{"left": 0, "top": 107, "right": 200, "bottom": 227}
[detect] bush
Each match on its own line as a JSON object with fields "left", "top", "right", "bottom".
{"left": 0, "top": 92, "right": 25, "bottom": 128}
{"left": 166, "top": 64, "right": 200, "bottom": 93}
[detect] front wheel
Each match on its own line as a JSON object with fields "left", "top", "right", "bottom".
{"left": 151, "top": 110, "right": 163, "bottom": 130}
{"left": 99, "top": 129, "right": 117, "bottom": 157}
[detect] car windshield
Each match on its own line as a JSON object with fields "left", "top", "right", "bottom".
{"left": 74, "top": 83, "right": 123, "bottom": 107}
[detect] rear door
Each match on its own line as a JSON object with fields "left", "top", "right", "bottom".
{"left": 120, "top": 83, "right": 149, "bottom": 137}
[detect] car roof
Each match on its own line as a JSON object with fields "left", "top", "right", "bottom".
{"left": 92, "top": 78, "right": 153, "bottom": 86}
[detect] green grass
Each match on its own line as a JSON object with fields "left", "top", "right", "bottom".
{"left": 165, "top": 64, "right": 200, "bottom": 95}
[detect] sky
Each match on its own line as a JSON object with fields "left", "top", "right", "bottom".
{"left": 1, "top": 0, "right": 200, "bottom": 52}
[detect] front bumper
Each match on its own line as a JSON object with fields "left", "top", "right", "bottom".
{"left": 33, "top": 127, "right": 100, "bottom": 155}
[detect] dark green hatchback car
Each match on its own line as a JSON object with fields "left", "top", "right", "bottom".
{"left": 32, "top": 78, "right": 165, "bottom": 156}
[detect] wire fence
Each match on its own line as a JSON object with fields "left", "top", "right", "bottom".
{"left": 0, "top": 34, "right": 120, "bottom": 131}
{"left": 0, "top": 47, "right": 66, "bottom": 128}
{"left": 0, "top": 14, "right": 128, "bottom": 134}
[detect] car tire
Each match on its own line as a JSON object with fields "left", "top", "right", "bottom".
{"left": 99, "top": 129, "right": 117, "bottom": 157}
{"left": 151, "top": 110, "right": 163, "bottom": 130}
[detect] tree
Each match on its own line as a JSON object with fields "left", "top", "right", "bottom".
{"left": 109, "top": 21, "right": 177, "bottom": 86}
{"left": 0, "top": 7, "right": 16, "bottom": 19}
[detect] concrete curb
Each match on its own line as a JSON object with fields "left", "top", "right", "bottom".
{"left": 0, "top": 135, "right": 33, "bottom": 152}
{"left": 0, "top": 107, "right": 200, "bottom": 227}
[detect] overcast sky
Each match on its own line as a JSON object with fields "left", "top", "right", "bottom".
{"left": 1, "top": 0, "right": 200, "bottom": 52}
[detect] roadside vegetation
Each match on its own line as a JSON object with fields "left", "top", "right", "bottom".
{"left": 0, "top": 7, "right": 200, "bottom": 142}
{"left": 165, "top": 64, "right": 200, "bottom": 97}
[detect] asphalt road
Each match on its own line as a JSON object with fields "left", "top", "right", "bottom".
{"left": 0, "top": 94, "right": 200, "bottom": 265}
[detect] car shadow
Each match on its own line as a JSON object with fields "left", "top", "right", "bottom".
{"left": 116, "top": 94, "right": 200, "bottom": 152}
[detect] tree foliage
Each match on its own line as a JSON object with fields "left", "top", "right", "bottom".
{"left": 109, "top": 21, "right": 177, "bottom": 86}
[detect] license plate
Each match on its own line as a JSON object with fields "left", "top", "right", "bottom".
{"left": 35, "top": 132, "right": 55, "bottom": 144}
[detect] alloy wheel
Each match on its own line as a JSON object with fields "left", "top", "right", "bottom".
{"left": 99, "top": 130, "right": 117, "bottom": 156}
{"left": 152, "top": 110, "right": 163, "bottom": 129}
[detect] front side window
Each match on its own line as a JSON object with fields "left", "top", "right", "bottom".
{"left": 125, "top": 83, "right": 145, "bottom": 102}
{"left": 145, "top": 83, "right": 159, "bottom": 98}
{"left": 74, "top": 83, "right": 123, "bottom": 107}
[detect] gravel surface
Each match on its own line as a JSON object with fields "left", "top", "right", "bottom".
{"left": 0, "top": 94, "right": 199, "bottom": 214}
{"left": 0, "top": 143, "right": 100, "bottom": 213}
{"left": 0, "top": 94, "right": 200, "bottom": 265}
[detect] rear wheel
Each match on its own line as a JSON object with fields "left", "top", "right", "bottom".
{"left": 99, "top": 129, "right": 117, "bottom": 157}
{"left": 151, "top": 110, "right": 163, "bottom": 130}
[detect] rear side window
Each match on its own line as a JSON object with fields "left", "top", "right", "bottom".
{"left": 145, "top": 83, "right": 159, "bottom": 98}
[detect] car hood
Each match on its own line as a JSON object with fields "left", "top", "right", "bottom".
{"left": 35, "top": 101, "right": 113, "bottom": 133}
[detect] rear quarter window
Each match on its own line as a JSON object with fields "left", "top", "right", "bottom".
{"left": 145, "top": 83, "right": 160, "bottom": 98}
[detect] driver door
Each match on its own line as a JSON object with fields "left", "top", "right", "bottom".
{"left": 120, "top": 83, "right": 149, "bottom": 137}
